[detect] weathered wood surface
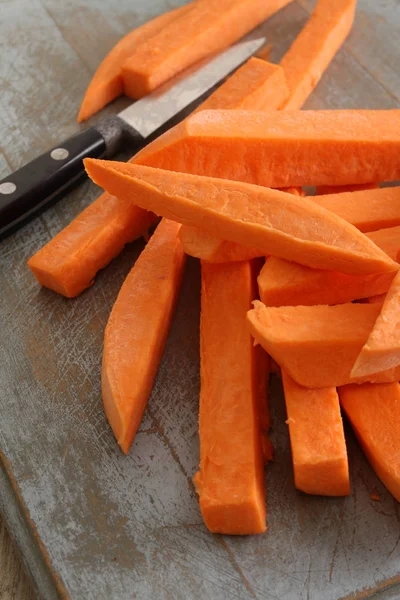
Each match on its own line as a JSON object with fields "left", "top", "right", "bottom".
{"left": 1, "top": 0, "right": 400, "bottom": 599}
{"left": 0, "top": 519, "right": 35, "bottom": 600}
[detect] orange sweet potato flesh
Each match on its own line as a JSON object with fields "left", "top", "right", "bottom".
{"left": 134, "top": 109, "right": 400, "bottom": 187}
{"left": 339, "top": 383, "right": 400, "bottom": 502}
{"left": 316, "top": 183, "right": 379, "bottom": 195}
{"left": 27, "top": 192, "right": 157, "bottom": 298}
{"left": 179, "top": 189, "right": 302, "bottom": 262}
{"left": 258, "top": 226, "right": 400, "bottom": 307}
{"left": 194, "top": 58, "right": 289, "bottom": 113}
{"left": 193, "top": 260, "right": 268, "bottom": 534}
{"left": 102, "top": 219, "right": 186, "bottom": 454}
{"left": 180, "top": 59, "right": 291, "bottom": 262}
{"left": 181, "top": 187, "right": 400, "bottom": 263}
{"left": 121, "top": 0, "right": 293, "bottom": 98}
{"left": 247, "top": 301, "right": 400, "bottom": 388}
{"left": 282, "top": 372, "right": 350, "bottom": 496}
{"left": 31, "top": 56, "right": 290, "bottom": 297}
{"left": 77, "top": 4, "right": 192, "bottom": 122}
{"left": 84, "top": 159, "right": 397, "bottom": 276}
{"left": 280, "top": 0, "right": 356, "bottom": 110}
{"left": 367, "top": 294, "right": 387, "bottom": 304}
{"left": 351, "top": 270, "right": 400, "bottom": 378}
{"left": 314, "top": 187, "right": 400, "bottom": 233}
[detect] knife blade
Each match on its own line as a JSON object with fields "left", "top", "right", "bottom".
{"left": 0, "top": 36, "right": 266, "bottom": 238}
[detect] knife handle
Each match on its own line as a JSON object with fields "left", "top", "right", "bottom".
{"left": 0, "top": 117, "right": 144, "bottom": 238}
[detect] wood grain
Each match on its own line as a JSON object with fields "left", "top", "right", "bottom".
{"left": 1, "top": 1, "right": 400, "bottom": 599}
{"left": 0, "top": 517, "right": 35, "bottom": 600}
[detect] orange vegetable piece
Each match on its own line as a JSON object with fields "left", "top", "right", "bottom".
{"left": 314, "top": 186, "right": 400, "bottom": 233}
{"left": 351, "top": 271, "right": 400, "bottom": 378}
{"left": 247, "top": 301, "right": 400, "bottom": 388}
{"left": 282, "top": 372, "right": 350, "bottom": 496}
{"left": 102, "top": 219, "right": 186, "bottom": 454}
{"left": 179, "top": 189, "right": 303, "bottom": 263}
{"left": 30, "top": 56, "right": 290, "bottom": 297}
{"left": 339, "top": 383, "right": 400, "bottom": 502}
{"left": 121, "top": 0, "right": 293, "bottom": 98}
{"left": 193, "top": 261, "right": 268, "bottom": 534}
{"left": 258, "top": 225, "right": 400, "bottom": 307}
{"left": 367, "top": 294, "right": 387, "bottom": 304}
{"left": 316, "top": 183, "right": 379, "bottom": 195}
{"left": 134, "top": 109, "right": 400, "bottom": 188}
{"left": 280, "top": 0, "right": 356, "bottom": 110}
{"left": 195, "top": 57, "right": 288, "bottom": 112}
{"left": 84, "top": 159, "right": 397, "bottom": 276}
{"left": 182, "top": 189, "right": 400, "bottom": 264}
{"left": 180, "top": 58, "right": 292, "bottom": 262}
{"left": 77, "top": 4, "right": 191, "bottom": 122}
{"left": 27, "top": 192, "right": 157, "bottom": 298}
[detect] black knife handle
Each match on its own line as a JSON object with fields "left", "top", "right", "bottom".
{"left": 0, "top": 117, "right": 144, "bottom": 238}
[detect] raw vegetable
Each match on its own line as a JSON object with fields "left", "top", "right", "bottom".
{"left": 194, "top": 57, "right": 288, "bottom": 112}
{"left": 181, "top": 186, "right": 400, "bottom": 263}
{"left": 339, "top": 383, "right": 400, "bottom": 502}
{"left": 247, "top": 301, "right": 400, "bottom": 388}
{"left": 179, "top": 189, "right": 302, "bottom": 263}
{"left": 28, "top": 192, "right": 157, "bottom": 298}
{"left": 314, "top": 186, "right": 400, "bottom": 233}
{"left": 193, "top": 260, "right": 268, "bottom": 534}
{"left": 258, "top": 258, "right": 396, "bottom": 308}
{"left": 351, "top": 271, "right": 400, "bottom": 377}
{"left": 30, "top": 54, "right": 290, "bottom": 297}
{"left": 121, "top": 0, "right": 293, "bottom": 98}
{"left": 258, "top": 225, "right": 400, "bottom": 307}
{"left": 133, "top": 109, "right": 400, "bottom": 187}
{"left": 367, "top": 294, "right": 387, "bottom": 304}
{"left": 84, "top": 159, "right": 397, "bottom": 275}
{"left": 180, "top": 59, "right": 292, "bottom": 261}
{"left": 282, "top": 372, "right": 350, "bottom": 496}
{"left": 102, "top": 219, "right": 186, "bottom": 454}
{"left": 280, "top": 0, "right": 356, "bottom": 110}
{"left": 77, "top": 4, "right": 192, "bottom": 122}
{"left": 316, "top": 183, "right": 378, "bottom": 195}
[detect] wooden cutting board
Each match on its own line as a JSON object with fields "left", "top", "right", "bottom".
{"left": 1, "top": 1, "right": 400, "bottom": 598}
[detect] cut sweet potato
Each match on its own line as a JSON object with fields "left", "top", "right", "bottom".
{"left": 280, "top": 0, "right": 356, "bottom": 110}
{"left": 258, "top": 225, "right": 400, "bottom": 307}
{"left": 282, "top": 372, "right": 350, "bottom": 496}
{"left": 316, "top": 183, "right": 379, "bottom": 195}
{"left": 247, "top": 301, "right": 400, "bottom": 388}
{"left": 28, "top": 192, "right": 157, "bottom": 298}
{"left": 367, "top": 294, "right": 387, "bottom": 304}
{"left": 179, "top": 189, "right": 302, "bottom": 263}
{"left": 77, "top": 4, "right": 191, "bottom": 122}
{"left": 193, "top": 260, "right": 268, "bottom": 534}
{"left": 195, "top": 57, "right": 288, "bottom": 112}
{"left": 314, "top": 186, "right": 400, "bottom": 233}
{"left": 121, "top": 0, "right": 293, "bottom": 98}
{"left": 351, "top": 271, "right": 400, "bottom": 378}
{"left": 31, "top": 54, "right": 291, "bottom": 297}
{"left": 339, "top": 383, "right": 400, "bottom": 502}
{"left": 133, "top": 109, "right": 400, "bottom": 187}
{"left": 181, "top": 59, "right": 292, "bottom": 262}
{"left": 179, "top": 227, "right": 265, "bottom": 263}
{"left": 84, "top": 159, "right": 397, "bottom": 276}
{"left": 102, "top": 219, "right": 186, "bottom": 454}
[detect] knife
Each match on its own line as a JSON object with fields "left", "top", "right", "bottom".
{"left": 0, "top": 36, "right": 265, "bottom": 237}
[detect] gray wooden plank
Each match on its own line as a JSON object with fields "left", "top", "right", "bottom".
{"left": 2, "top": 1, "right": 400, "bottom": 599}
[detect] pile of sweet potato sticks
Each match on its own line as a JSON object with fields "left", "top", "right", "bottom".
{"left": 28, "top": 0, "right": 400, "bottom": 535}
